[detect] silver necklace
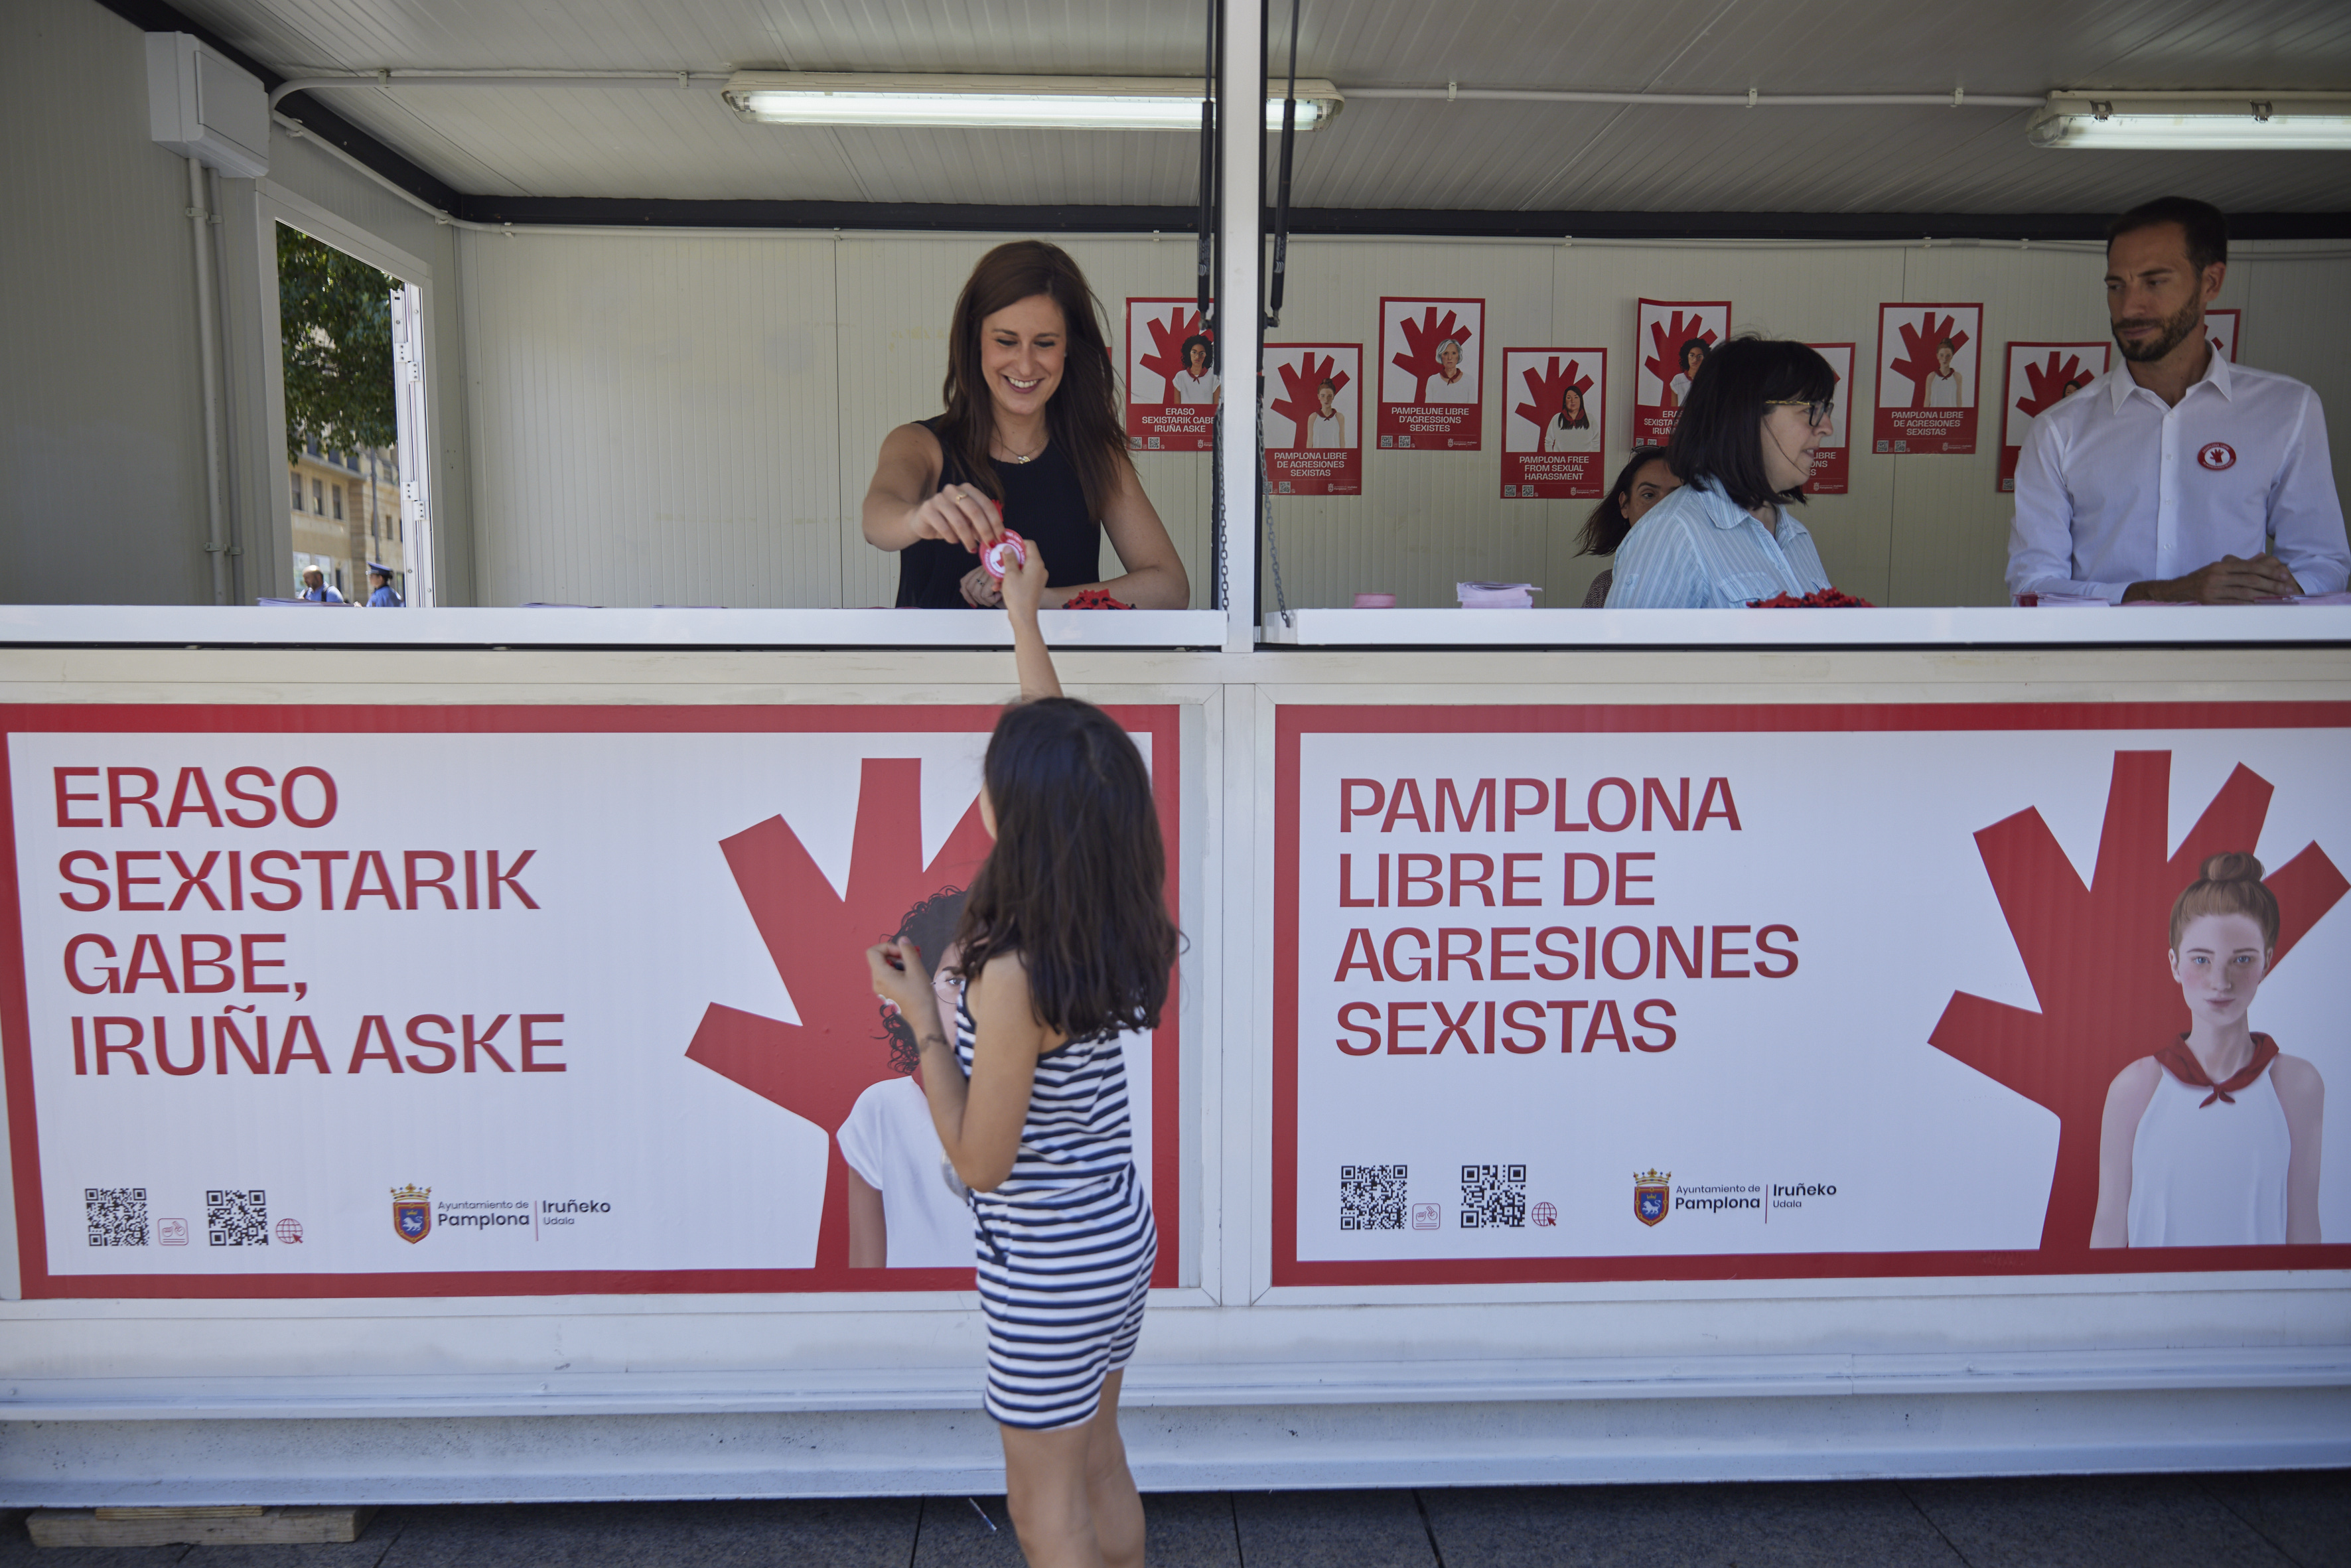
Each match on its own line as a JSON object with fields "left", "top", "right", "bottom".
{"left": 995, "top": 433, "right": 1046, "bottom": 464}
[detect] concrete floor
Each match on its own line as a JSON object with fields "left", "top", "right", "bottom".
{"left": 3, "top": 1472, "right": 2344, "bottom": 1567}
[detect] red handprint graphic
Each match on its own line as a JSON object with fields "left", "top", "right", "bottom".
{"left": 685, "top": 756, "right": 993, "bottom": 1280}
{"left": 1270, "top": 351, "right": 1350, "bottom": 448}
{"left": 1515, "top": 356, "right": 1595, "bottom": 437}
{"left": 2015, "top": 351, "right": 2094, "bottom": 420}
{"left": 1643, "top": 311, "right": 1719, "bottom": 406}
{"left": 1138, "top": 305, "right": 1209, "bottom": 405}
{"left": 1390, "top": 307, "right": 1473, "bottom": 403}
{"left": 1890, "top": 313, "right": 1971, "bottom": 407}
{"left": 1928, "top": 752, "right": 2345, "bottom": 1252}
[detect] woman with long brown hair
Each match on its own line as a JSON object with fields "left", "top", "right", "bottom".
{"left": 862, "top": 240, "right": 1190, "bottom": 610}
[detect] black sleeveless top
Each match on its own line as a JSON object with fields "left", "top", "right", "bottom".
{"left": 894, "top": 417, "right": 1105, "bottom": 608}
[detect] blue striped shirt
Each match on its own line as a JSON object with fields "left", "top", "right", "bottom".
{"left": 1604, "top": 478, "right": 1833, "bottom": 608}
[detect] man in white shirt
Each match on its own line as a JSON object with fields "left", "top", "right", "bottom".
{"left": 2007, "top": 196, "right": 2349, "bottom": 605}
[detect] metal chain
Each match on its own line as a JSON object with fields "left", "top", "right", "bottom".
{"left": 1260, "top": 395, "right": 1291, "bottom": 624}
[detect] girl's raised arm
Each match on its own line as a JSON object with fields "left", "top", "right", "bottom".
{"left": 1001, "top": 541, "right": 1063, "bottom": 700}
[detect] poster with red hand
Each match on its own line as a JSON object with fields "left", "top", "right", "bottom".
{"left": 2206, "top": 308, "right": 2240, "bottom": 364}
{"left": 1500, "top": 348, "right": 1606, "bottom": 500}
{"left": 1873, "top": 303, "right": 1983, "bottom": 455}
{"left": 1263, "top": 342, "right": 1363, "bottom": 496}
{"left": 1, "top": 706, "right": 1186, "bottom": 1299}
{"left": 1633, "top": 300, "right": 1731, "bottom": 447}
{"left": 1125, "top": 297, "right": 1218, "bottom": 453}
{"left": 1376, "top": 299, "right": 1484, "bottom": 451}
{"left": 1804, "top": 344, "right": 1854, "bottom": 495}
{"left": 1274, "top": 703, "right": 2351, "bottom": 1286}
{"left": 1997, "top": 342, "right": 2111, "bottom": 492}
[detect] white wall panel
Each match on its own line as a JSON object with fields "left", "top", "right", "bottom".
{"left": 459, "top": 230, "right": 842, "bottom": 607}
{"left": 0, "top": 0, "right": 213, "bottom": 605}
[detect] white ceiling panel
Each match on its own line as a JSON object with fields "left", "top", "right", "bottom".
{"left": 161, "top": 0, "right": 2351, "bottom": 212}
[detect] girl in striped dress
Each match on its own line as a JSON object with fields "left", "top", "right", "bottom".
{"left": 866, "top": 541, "right": 1175, "bottom": 1568}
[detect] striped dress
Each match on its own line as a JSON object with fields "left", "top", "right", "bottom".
{"left": 956, "top": 993, "right": 1157, "bottom": 1430}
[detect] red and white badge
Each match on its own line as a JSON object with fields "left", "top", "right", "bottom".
{"left": 2196, "top": 441, "right": 2237, "bottom": 472}
{"left": 981, "top": 529, "right": 1029, "bottom": 579}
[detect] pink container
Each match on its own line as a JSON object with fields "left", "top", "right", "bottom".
{"left": 1352, "top": 593, "right": 1397, "bottom": 608}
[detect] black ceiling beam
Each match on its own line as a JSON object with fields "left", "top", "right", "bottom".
{"left": 90, "top": 0, "right": 463, "bottom": 212}
{"left": 453, "top": 196, "right": 2351, "bottom": 242}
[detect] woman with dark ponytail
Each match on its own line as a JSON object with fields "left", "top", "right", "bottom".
{"left": 866, "top": 541, "right": 1175, "bottom": 1565}
{"left": 2090, "top": 853, "right": 2325, "bottom": 1247}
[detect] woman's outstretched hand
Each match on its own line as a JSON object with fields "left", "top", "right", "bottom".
{"left": 865, "top": 938, "right": 938, "bottom": 1027}
{"left": 905, "top": 484, "right": 1006, "bottom": 555}
{"left": 1002, "top": 542, "right": 1063, "bottom": 700}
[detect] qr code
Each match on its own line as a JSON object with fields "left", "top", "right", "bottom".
{"left": 85, "top": 1186, "right": 148, "bottom": 1247}
{"left": 207, "top": 1188, "right": 269, "bottom": 1247}
{"left": 1339, "top": 1164, "right": 1407, "bottom": 1230}
{"left": 1459, "top": 1164, "right": 1528, "bottom": 1229}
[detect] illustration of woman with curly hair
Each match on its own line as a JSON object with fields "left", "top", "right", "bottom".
{"left": 2090, "top": 853, "right": 2326, "bottom": 1247}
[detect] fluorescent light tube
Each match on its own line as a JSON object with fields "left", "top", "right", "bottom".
{"left": 2029, "top": 92, "right": 2351, "bottom": 149}
{"left": 723, "top": 72, "right": 1342, "bottom": 131}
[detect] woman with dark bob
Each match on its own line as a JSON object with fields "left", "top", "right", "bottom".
{"left": 1605, "top": 338, "right": 1840, "bottom": 608}
{"left": 863, "top": 240, "right": 1190, "bottom": 610}
{"left": 867, "top": 543, "right": 1176, "bottom": 1566}
{"left": 1576, "top": 446, "right": 1678, "bottom": 606}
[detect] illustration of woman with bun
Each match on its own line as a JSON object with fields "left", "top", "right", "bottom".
{"left": 2091, "top": 853, "right": 2326, "bottom": 1247}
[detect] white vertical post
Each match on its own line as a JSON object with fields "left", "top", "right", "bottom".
{"left": 1216, "top": 0, "right": 1262, "bottom": 654}
{"left": 391, "top": 282, "right": 436, "bottom": 606}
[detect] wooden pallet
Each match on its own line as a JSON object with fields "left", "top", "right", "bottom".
{"left": 27, "top": 1505, "right": 376, "bottom": 1547}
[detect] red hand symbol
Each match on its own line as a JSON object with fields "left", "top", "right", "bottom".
{"left": 2015, "top": 352, "right": 2091, "bottom": 419}
{"left": 1514, "top": 356, "right": 1595, "bottom": 437}
{"left": 1891, "top": 313, "right": 1971, "bottom": 408}
{"left": 684, "top": 758, "right": 994, "bottom": 1277}
{"left": 1138, "top": 306, "right": 1208, "bottom": 405}
{"left": 1269, "top": 351, "right": 1350, "bottom": 447}
{"left": 1390, "top": 307, "right": 1472, "bottom": 403}
{"left": 1643, "top": 311, "right": 1719, "bottom": 407}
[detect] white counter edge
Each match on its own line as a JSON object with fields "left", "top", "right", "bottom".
{"left": 6, "top": 1345, "right": 2345, "bottom": 1419}
{"left": 1260, "top": 605, "right": 2351, "bottom": 646}
{"left": 0, "top": 606, "right": 1228, "bottom": 648}
{"left": 4, "top": 604, "right": 2348, "bottom": 649}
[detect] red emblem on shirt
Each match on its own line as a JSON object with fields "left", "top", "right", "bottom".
{"left": 2196, "top": 441, "right": 2237, "bottom": 471}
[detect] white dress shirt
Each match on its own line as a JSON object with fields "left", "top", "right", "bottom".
{"left": 2007, "top": 351, "right": 2349, "bottom": 603}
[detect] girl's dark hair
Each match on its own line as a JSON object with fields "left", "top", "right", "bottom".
{"left": 1577, "top": 446, "right": 1669, "bottom": 557}
{"left": 954, "top": 697, "right": 1179, "bottom": 1041}
{"left": 1180, "top": 333, "right": 1214, "bottom": 370}
{"left": 939, "top": 239, "right": 1129, "bottom": 522}
{"left": 1665, "top": 337, "right": 1839, "bottom": 511}
{"left": 1557, "top": 386, "right": 1590, "bottom": 429}
{"left": 2169, "top": 852, "right": 2279, "bottom": 951}
{"left": 876, "top": 887, "right": 969, "bottom": 1073}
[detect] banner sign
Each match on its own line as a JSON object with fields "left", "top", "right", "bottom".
{"left": 1633, "top": 300, "right": 1730, "bottom": 447}
{"left": 2206, "top": 308, "right": 2240, "bottom": 364}
{"left": 1126, "top": 297, "right": 1218, "bottom": 452}
{"left": 1873, "top": 304, "right": 1983, "bottom": 455}
{"left": 1500, "top": 348, "right": 1606, "bottom": 500}
{"left": 1377, "top": 299, "right": 1484, "bottom": 451}
{"left": 1998, "top": 342, "right": 2111, "bottom": 493}
{"left": 1264, "top": 342, "right": 1364, "bottom": 496}
{"left": 2, "top": 707, "right": 1184, "bottom": 1299}
{"left": 1273, "top": 703, "right": 2351, "bottom": 1286}
{"left": 1804, "top": 343, "right": 1854, "bottom": 495}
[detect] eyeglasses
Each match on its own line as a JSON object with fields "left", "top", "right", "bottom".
{"left": 1766, "top": 399, "right": 1836, "bottom": 427}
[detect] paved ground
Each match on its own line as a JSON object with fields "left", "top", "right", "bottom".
{"left": 3, "top": 1471, "right": 2344, "bottom": 1567}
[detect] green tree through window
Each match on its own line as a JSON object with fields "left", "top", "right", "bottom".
{"left": 277, "top": 226, "right": 399, "bottom": 461}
